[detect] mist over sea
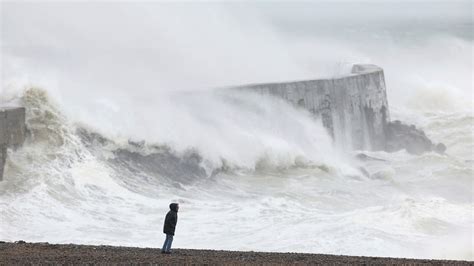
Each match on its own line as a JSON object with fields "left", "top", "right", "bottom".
{"left": 1, "top": 1, "right": 472, "bottom": 260}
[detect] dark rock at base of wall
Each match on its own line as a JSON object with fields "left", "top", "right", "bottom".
{"left": 385, "top": 120, "right": 446, "bottom": 155}
{"left": 434, "top": 143, "right": 447, "bottom": 154}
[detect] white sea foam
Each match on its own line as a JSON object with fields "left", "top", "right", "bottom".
{"left": 0, "top": 1, "right": 472, "bottom": 261}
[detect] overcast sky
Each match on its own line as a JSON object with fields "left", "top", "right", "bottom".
{"left": 1, "top": 1, "right": 471, "bottom": 99}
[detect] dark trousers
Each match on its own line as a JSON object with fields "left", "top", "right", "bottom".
{"left": 162, "top": 234, "right": 173, "bottom": 252}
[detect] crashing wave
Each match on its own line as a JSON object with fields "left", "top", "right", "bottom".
{"left": 8, "top": 87, "right": 345, "bottom": 185}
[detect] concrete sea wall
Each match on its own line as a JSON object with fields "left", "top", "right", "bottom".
{"left": 239, "top": 64, "right": 390, "bottom": 151}
{"left": 0, "top": 107, "right": 27, "bottom": 181}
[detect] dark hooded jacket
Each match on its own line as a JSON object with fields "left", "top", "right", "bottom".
{"left": 163, "top": 203, "right": 178, "bottom": 235}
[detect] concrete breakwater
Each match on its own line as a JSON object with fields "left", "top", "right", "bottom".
{"left": 238, "top": 64, "right": 443, "bottom": 154}
{"left": 238, "top": 64, "right": 389, "bottom": 151}
{"left": 0, "top": 107, "right": 27, "bottom": 181}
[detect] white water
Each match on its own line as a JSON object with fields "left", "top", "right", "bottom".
{"left": 0, "top": 1, "right": 472, "bottom": 261}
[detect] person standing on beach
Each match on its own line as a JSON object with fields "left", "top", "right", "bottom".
{"left": 161, "top": 203, "right": 179, "bottom": 254}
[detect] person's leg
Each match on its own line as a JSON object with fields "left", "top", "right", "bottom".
{"left": 161, "top": 234, "right": 169, "bottom": 253}
{"left": 165, "top": 234, "right": 174, "bottom": 252}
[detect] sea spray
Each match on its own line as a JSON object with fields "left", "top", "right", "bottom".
{"left": 0, "top": 1, "right": 472, "bottom": 261}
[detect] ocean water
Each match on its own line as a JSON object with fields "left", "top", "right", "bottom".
{"left": 0, "top": 1, "right": 472, "bottom": 261}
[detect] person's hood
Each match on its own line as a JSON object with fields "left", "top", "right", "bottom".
{"left": 169, "top": 203, "right": 179, "bottom": 212}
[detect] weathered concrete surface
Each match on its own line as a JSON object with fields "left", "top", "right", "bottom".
{"left": 238, "top": 64, "right": 444, "bottom": 154}
{"left": 239, "top": 64, "right": 389, "bottom": 150}
{"left": 0, "top": 107, "right": 27, "bottom": 181}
